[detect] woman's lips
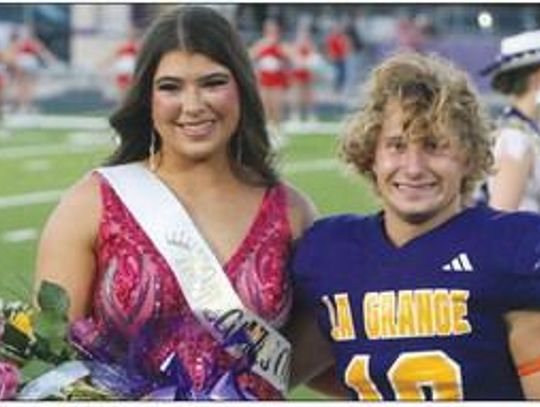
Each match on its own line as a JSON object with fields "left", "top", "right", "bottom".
{"left": 177, "top": 120, "right": 216, "bottom": 138}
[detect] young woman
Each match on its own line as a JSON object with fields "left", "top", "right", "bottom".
{"left": 35, "top": 6, "right": 316, "bottom": 400}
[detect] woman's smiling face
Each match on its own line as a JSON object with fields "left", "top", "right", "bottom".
{"left": 151, "top": 50, "right": 241, "bottom": 166}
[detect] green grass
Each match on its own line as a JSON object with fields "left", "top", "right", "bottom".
{"left": 0, "top": 126, "right": 379, "bottom": 399}
{"left": 282, "top": 134, "right": 378, "bottom": 214}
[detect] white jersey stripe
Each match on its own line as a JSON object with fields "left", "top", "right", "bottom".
{"left": 451, "top": 258, "right": 463, "bottom": 271}
{"left": 459, "top": 253, "right": 473, "bottom": 271}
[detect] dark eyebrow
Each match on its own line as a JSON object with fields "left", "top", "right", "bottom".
{"left": 197, "top": 72, "right": 231, "bottom": 82}
{"left": 154, "top": 76, "right": 181, "bottom": 85}
{"left": 154, "top": 71, "right": 231, "bottom": 86}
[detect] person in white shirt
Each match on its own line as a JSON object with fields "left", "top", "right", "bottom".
{"left": 481, "top": 30, "right": 540, "bottom": 211}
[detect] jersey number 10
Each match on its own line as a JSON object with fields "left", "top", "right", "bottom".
{"left": 344, "top": 350, "right": 463, "bottom": 400}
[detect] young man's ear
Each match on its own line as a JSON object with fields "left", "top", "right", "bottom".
{"left": 463, "top": 154, "right": 475, "bottom": 178}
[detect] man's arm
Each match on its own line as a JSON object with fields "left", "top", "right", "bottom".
{"left": 506, "top": 309, "right": 540, "bottom": 399}
{"left": 285, "top": 302, "right": 348, "bottom": 398}
{"left": 286, "top": 303, "right": 334, "bottom": 388}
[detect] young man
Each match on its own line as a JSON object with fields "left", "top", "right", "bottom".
{"left": 291, "top": 52, "right": 540, "bottom": 400}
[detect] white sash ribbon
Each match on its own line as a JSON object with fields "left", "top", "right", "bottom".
{"left": 97, "top": 163, "right": 291, "bottom": 393}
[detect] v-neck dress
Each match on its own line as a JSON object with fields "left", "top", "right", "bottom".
{"left": 79, "top": 173, "right": 292, "bottom": 399}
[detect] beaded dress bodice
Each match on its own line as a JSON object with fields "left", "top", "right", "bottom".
{"left": 87, "top": 174, "right": 293, "bottom": 399}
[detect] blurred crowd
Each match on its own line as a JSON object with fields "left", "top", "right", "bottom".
{"left": 0, "top": 8, "right": 440, "bottom": 123}
{"left": 0, "top": 3, "right": 537, "bottom": 137}
{"left": 245, "top": 11, "right": 437, "bottom": 145}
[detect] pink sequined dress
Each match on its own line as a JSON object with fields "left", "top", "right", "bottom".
{"left": 84, "top": 173, "right": 293, "bottom": 399}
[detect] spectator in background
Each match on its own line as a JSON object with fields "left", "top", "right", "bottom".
{"left": 250, "top": 19, "right": 290, "bottom": 147}
{"left": 112, "top": 26, "right": 140, "bottom": 99}
{"left": 99, "top": 26, "right": 140, "bottom": 102}
{"left": 396, "top": 15, "right": 428, "bottom": 53}
{"left": 415, "top": 13, "right": 436, "bottom": 43}
{"left": 343, "top": 15, "right": 365, "bottom": 96}
{"left": 481, "top": 30, "right": 540, "bottom": 211}
{"left": 289, "top": 21, "right": 318, "bottom": 122}
{"left": 6, "top": 25, "right": 59, "bottom": 113}
{"left": 325, "top": 20, "right": 351, "bottom": 95}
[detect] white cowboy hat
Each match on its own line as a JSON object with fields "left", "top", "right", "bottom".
{"left": 481, "top": 29, "right": 540, "bottom": 77}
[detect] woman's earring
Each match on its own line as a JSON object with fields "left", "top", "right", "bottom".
{"left": 149, "top": 130, "right": 157, "bottom": 172}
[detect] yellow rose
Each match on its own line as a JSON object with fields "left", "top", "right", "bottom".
{"left": 9, "top": 311, "right": 34, "bottom": 339}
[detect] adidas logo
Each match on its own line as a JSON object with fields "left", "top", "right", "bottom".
{"left": 442, "top": 253, "right": 474, "bottom": 272}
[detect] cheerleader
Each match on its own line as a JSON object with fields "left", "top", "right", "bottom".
{"left": 290, "top": 22, "right": 318, "bottom": 122}
{"left": 250, "top": 20, "right": 290, "bottom": 146}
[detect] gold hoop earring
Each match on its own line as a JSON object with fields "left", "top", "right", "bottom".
{"left": 149, "top": 130, "right": 157, "bottom": 172}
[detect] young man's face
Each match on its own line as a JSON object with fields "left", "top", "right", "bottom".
{"left": 372, "top": 99, "right": 469, "bottom": 227}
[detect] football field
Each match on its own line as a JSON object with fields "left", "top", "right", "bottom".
{"left": 0, "top": 122, "right": 379, "bottom": 400}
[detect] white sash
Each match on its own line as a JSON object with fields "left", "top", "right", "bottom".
{"left": 96, "top": 163, "right": 291, "bottom": 393}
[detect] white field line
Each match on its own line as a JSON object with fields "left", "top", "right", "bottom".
{"left": 0, "top": 158, "right": 340, "bottom": 211}
{"left": 283, "top": 121, "right": 342, "bottom": 135}
{"left": 4, "top": 114, "right": 109, "bottom": 130}
{"left": 2, "top": 228, "right": 38, "bottom": 243}
{"left": 3, "top": 113, "right": 342, "bottom": 135}
{"left": 283, "top": 158, "right": 340, "bottom": 173}
{"left": 0, "top": 142, "right": 110, "bottom": 159}
{"left": 22, "top": 159, "right": 52, "bottom": 172}
{"left": 0, "top": 190, "right": 64, "bottom": 209}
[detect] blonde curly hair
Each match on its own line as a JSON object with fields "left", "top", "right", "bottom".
{"left": 340, "top": 52, "right": 494, "bottom": 203}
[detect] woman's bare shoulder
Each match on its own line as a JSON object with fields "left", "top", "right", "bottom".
{"left": 44, "top": 172, "right": 102, "bottom": 240}
{"left": 36, "top": 172, "right": 102, "bottom": 320}
{"left": 281, "top": 182, "right": 318, "bottom": 240}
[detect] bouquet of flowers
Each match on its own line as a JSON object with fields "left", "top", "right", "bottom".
{"left": 0, "top": 281, "right": 260, "bottom": 400}
{"left": 0, "top": 281, "right": 116, "bottom": 400}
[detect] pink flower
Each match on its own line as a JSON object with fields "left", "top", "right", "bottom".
{"left": 0, "top": 362, "right": 20, "bottom": 400}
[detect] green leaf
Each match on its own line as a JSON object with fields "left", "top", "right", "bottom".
{"left": 2, "top": 322, "right": 31, "bottom": 352}
{"left": 20, "top": 359, "right": 55, "bottom": 383}
{"left": 48, "top": 337, "right": 68, "bottom": 356}
{"left": 33, "top": 312, "right": 67, "bottom": 341}
{"left": 37, "top": 281, "right": 70, "bottom": 317}
{"left": 0, "top": 345, "right": 26, "bottom": 364}
{"left": 61, "top": 344, "right": 78, "bottom": 361}
{"left": 65, "top": 380, "right": 119, "bottom": 400}
{"left": 31, "top": 335, "right": 52, "bottom": 360}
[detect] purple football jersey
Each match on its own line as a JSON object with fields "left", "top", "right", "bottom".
{"left": 292, "top": 205, "right": 540, "bottom": 400}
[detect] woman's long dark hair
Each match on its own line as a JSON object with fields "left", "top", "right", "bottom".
{"left": 107, "top": 6, "right": 277, "bottom": 186}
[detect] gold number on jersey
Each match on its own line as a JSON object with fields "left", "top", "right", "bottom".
{"left": 344, "top": 355, "right": 383, "bottom": 400}
{"left": 344, "top": 351, "right": 463, "bottom": 400}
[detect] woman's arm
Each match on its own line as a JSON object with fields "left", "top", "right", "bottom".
{"left": 283, "top": 183, "right": 347, "bottom": 397}
{"left": 489, "top": 130, "right": 533, "bottom": 210}
{"left": 34, "top": 174, "right": 101, "bottom": 321}
{"left": 283, "top": 183, "right": 318, "bottom": 241}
